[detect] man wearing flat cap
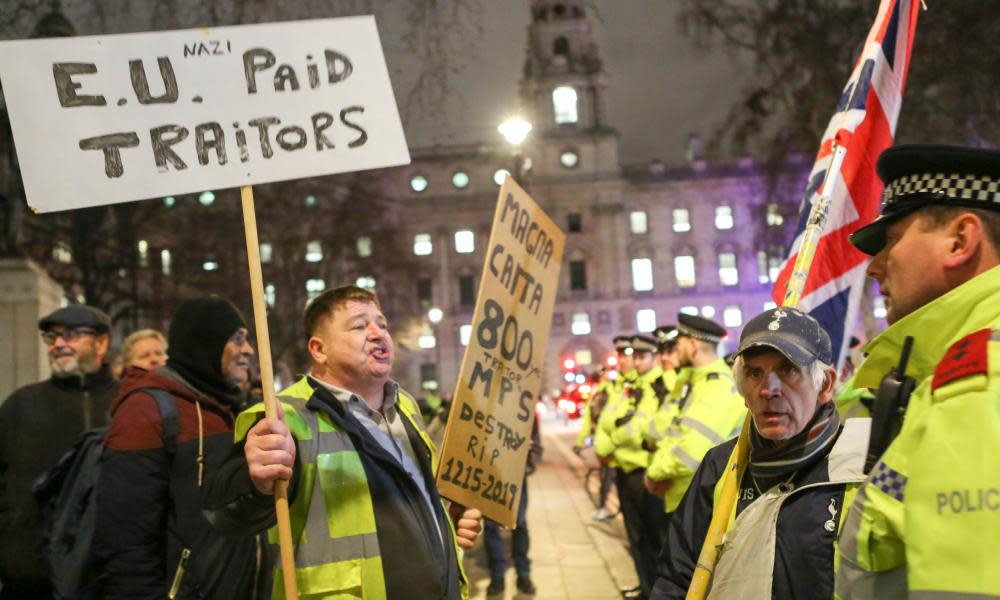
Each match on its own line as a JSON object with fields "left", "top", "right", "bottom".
{"left": 0, "top": 304, "right": 117, "bottom": 597}
{"left": 645, "top": 314, "right": 745, "bottom": 517}
{"left": 837, "top": 145, "right": 1000, "bottom": 598}
{"left": 651, "top": 307, "right": 869, "bottom": 599}
{"left": 596, "top": 334, "right": 666, "bottom": 598}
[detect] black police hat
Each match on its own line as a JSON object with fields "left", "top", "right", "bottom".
{"left": 613, "top": 335, "right": 633, "bottom": 352}
{"left": 630, "top": 334, "right": 658, "bottom": 354}
{"left": 850, "top": 144, "right": 1000, "bottom": 255}
{"left": 736, "top": 307, "right": 832, "bottom": 366}
{"left": 38, "top": 304, "right": 111, "bottom": 333}
{"left": 676, "top": 313, "right": 727, "bottom": 344}
{"left": 653, "top": 325, "right": 678, "bottom": 351}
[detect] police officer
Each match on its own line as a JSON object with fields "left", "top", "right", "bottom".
{"left": 597, "top": 334, "right": 665, "bottom": 598}
{"left": 644, "top": 314, "right": 746, "bottom": 515}
{"left": 836, "top": 145, "right": 1000, "bottom": 598}
{"left": 594, "top": 335, "right": 637, "bottom": 466}
{"left": 642, "top": 326, "right": 683, "bottom": 458}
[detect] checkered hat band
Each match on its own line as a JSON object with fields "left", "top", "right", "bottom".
{"left": 883, "top": 172, "right": 1000, "bottom": 208}
{"left": 677, "top": 323, "right": 722, "bottom": 343}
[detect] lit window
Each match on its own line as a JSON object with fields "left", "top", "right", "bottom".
{"left": 630, "top": 211, "right": 648, "bottom": 234}
{"left": 631, "top": 258, "right": 654, "bottom": 292}
{"left": 724, "top": 305, "right": 743, "bottom": 327}
{"left": 305, "top": 240, "right": 323, "bottom": 263}
{"left": 675, "top": 255, "right": 696, "bottom": 287}
{"left": 680, "top": 306, "right": 699, "bottom": 316}
{"left": 873, "top": 296, "right": 887, "bottom": 319}
{"left": 138, "top": 240, "right": 149, "bottom": 268}
{"left": 454, "top": 230, "right": 475, "bottom": 254}
{"left": 52, "top": 241, "right": 72, "bottom": 264}
{"left": 410, "top": 175, "right": 428, "bottom": 192}
{"left": 160, "top": 249, "right": 171, "bottom": 275}
{"left": 199, "top": 191, "right": 215, "bottom": 206}
{"left": 560, "top": 151, "right": 579, "bottom": 168}
{"left": 413, "top": 233, "right": 433, "bottom": 256}
{"left": 673, "top": 208, "right": 691, "bottom": 232}
{"left": 718, "top": 252, "right": 739, "bottom": 286}
{"left": 636, "top": 309, "right": 657, "bottom": 333}
{"left": 767, "top": 248, "right": 784, "bottom": 283}
{"left": 767, "top": 203, "right": 784, "bottom": 227}
{"left": 757, "top": 251, "right": 770, "bottom": 284}
{"left": 574, "top": 349, "right": 593, "bottom": 365}
{"left": 260, "top": 243, "right": 273, "bottom": 264}
{"left": 357, "top": 237, "right": 372, "bottom": 258}
{"left": 202, "top": 260, "right": 219, "bottom": 272}
{"left": 163, "top": 196, "right": 175, "bottom": 207}
{"left": 763, "top": 301, "right": 777, "bottom": 311}
{"left": 571, "top": 312, "right": 591, "bottom": 335}
{"left": 418, "top": 332, "right": 437, "bottom": 349}
{"left": 265, "top": 284, "right": 276, "bottom": 308}
{"left": 715, "top": 206, "right": 734, "bottom": 230}
{"left": 701, "top": 305, "right": 716, "bottom": 318}
{"left": 459, "top": 324, "right": 472, "bottom": 346}
{"left": 356, "top": 276, "right": 376, "bottom": 290}
{"left": 306, "top": 278, "right": 325, "bottom": 301}
{"left": 552, "top": 86, "right": 578, "bottom": 124}
{"left": 452, "top": 171, "right": 470, "bottom": 189}
{"left": 493, "top": 169, "right": 510, "bottom": 186}
{"left": 304, "top": 195, "right": 317, "bottom": 207}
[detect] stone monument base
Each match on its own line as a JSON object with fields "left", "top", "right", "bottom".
{"left": 0, "top": 258, "right": 64, "bottom": 401}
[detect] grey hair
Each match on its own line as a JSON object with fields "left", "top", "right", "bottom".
{"left": 732, "top": 354, "right": 834, "bottom": 397}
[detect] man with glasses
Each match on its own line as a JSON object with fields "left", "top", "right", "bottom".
{"left": 0, "top": 304, "right": 117, "bottom": 598}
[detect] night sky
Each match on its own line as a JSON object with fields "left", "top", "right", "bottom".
{"left": 388, "top": 1, "right": 751, "bottom": 165}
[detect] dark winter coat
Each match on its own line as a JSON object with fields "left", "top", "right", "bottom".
{"left": 651, "top": 434, "right": 850, "bottom": 600}
{"left": 0, "top": 365, "right": 116, "bottom": 589}
{"left": 94, "top": 366, "right": 268, "bottom": 600}
{"left": 202, "top": 377, "right": 465, "bottom": 600}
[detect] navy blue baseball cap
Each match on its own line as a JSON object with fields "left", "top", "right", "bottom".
{"left": 736, "top": 307, "right": 832, "bottom": 366}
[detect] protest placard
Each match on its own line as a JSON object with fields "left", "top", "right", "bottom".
{"left": 436, "top": 177, "right": 565, "bottom": 527}
{"left": 0, "top": 17, "right": 409, "bottom": 213}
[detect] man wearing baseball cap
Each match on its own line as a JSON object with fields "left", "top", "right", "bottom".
{"left": 652, "top": 307, "right": 868, "bottom": 599}
{"left": 837, "top": 145, "right": 1000, "bottom": 598}
{"left": 0, "top": 304, "right": 117, "bottom": 597}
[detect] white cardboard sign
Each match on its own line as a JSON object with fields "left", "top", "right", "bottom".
{"left": 0, "top": 17, "right": 410, "bottom": 213}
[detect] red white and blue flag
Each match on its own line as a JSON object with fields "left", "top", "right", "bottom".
{"left": 772, "top": 0, "right": 920, "bottom": 368}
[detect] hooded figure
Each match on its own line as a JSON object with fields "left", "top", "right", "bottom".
{"left": 93, "top": 297, "right": 269, "bottom": 600}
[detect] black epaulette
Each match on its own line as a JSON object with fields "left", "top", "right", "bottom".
{"left": 706, "top": 372, "right": 720, "bottom": 381}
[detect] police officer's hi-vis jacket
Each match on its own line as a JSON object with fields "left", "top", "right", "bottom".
{"left": 596, "top": 368, "right": 661, "bottom": 473}
{"left": 205, "top": 376, "right": 469, "bottom": 600}
{"left": 836, "top": 265, "right": 1000, "bottom": 599}
{"left": 594, "top": 369, "right": 636, "bottom": 468}
{"left": 646, "top": 358, "right": 746, "bottom": 512}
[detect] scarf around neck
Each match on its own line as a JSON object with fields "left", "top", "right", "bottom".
{"left": 749, "top": 401, "right": 840, "bottom": 481}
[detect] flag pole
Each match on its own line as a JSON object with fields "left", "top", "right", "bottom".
{"left": 240, "top": 185, "right": 300, "bottom": 600}
{"left": 685, "top": 142, "right": 846, "bottom": 600}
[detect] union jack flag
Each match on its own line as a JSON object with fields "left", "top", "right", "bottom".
{"left": 771, "top": 0, "right": 920, "bottom": 369}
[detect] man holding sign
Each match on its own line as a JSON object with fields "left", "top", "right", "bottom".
{"left": 203, "top": 286, "right": 481, "bottom": 599}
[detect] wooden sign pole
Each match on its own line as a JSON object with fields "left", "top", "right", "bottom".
{"left": 239, "top": 185, "right": 299, "bottom": 600}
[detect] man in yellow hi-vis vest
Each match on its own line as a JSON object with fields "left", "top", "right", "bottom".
{"left": 203, "top": 286, "right": 482, "bottom": 599}
{"left": 836, "top": 144, "right": 1000, "bottom": 599}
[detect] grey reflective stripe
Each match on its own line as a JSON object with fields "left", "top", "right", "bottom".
{"left": 647, "top": 419, "right": 661, "bottom": 441}
{"left": 679, "top": 416, "right": 724, "bottom": 445}
{"left": 671, "top": 445, "right": 701, "bottom": 471}
{"left": 911, "top": 592, "right": 1000, "bottom": 599}
{"left": 835, "top": 482, "right": 907, "bottom": 599}
{"left": 665, "top": 425, "right": 683, "bottom": 439}
{"left": 287, "top": 402, "right": 381, "bottom": 568}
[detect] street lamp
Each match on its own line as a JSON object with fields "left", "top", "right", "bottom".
{"left": 428, "top": 307, "right": 443, "bottom": 324}
{"left": 497, "top": 117, "right": 532, "bottom": 184}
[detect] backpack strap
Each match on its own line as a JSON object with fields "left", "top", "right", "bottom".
{"left": 133, "top": 388, "right": 181, "bottom": 455}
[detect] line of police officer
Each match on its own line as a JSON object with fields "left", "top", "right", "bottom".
{"left": 582, "top": 314, "right": 745, "bottom": 599}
